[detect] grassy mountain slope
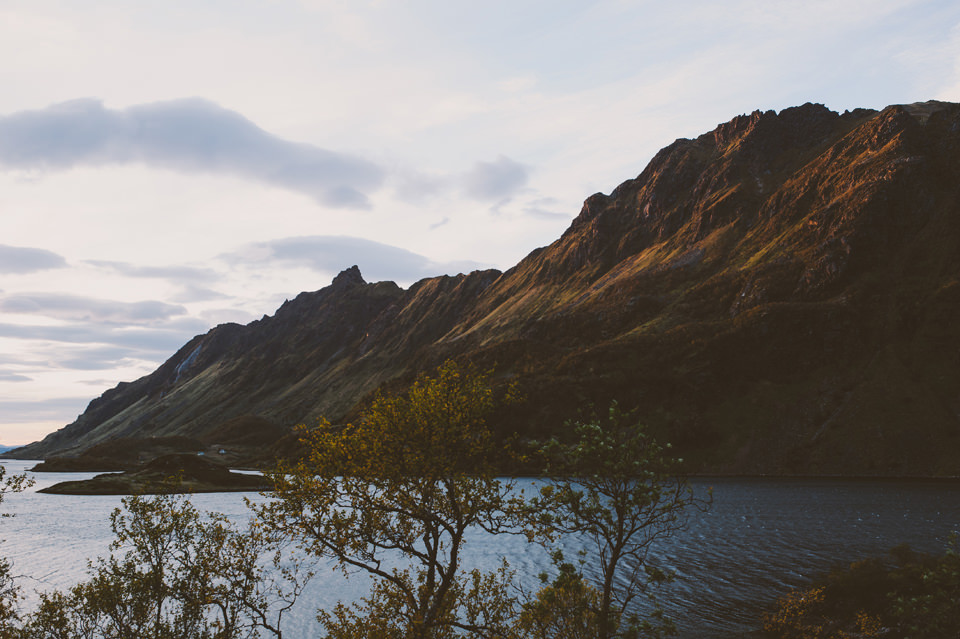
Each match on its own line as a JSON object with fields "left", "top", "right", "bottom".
{"left": 14, "top": 101, "right": 960, "bottom": 475}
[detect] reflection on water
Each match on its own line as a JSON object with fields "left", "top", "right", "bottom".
{"left": 2, "top": 460, "right": 959, "bottom": 638}
{"left": 654, "top": 477, "right": 960, "bottom": 636}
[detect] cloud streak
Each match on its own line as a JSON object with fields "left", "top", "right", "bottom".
{"left": 394, "top": 155, "right": 531, "bottom": 204}
{"left": 0, "top": 244, "right": 67, "bottom": 273}
{"left": 52, "top": 344, "right": 152, "bottom": 371}
{"left": 0, "top": 397, "right": 92, "bottom": 423}
{"left": 84, "top": 260, "right": 231, "bottom": 304}
{"left": 0, "top": 372, "right": 31, "bottom": 382}
{"left": 3, "top": 342, "right": 181, "bottom": 375}
{"left": 222, "top": 235, "right": 490, "bottom": 284}
{"left": 0, "top": 321, "right": 206, "bottom": 354}
{"left": 85, "top": 260, "right": 219, "bottom": 282}
{"left": 0, "top": 292, "right": 187, "bottom": 325}
{"left": 0, "top": 98, "right": 385, "bottom": 208}
{"left": 461, "top": 155, "right": 529, "bottom": 201}
{"left": 520, "top": 196, "right": 569, "bottom": 221}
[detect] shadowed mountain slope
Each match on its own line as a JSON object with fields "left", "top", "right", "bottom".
{"left": 14, "top": 101, "right": 960, "bottom": 475}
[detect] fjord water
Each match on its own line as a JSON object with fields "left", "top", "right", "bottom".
{"left": 2, "top": 460, "right": 960, "bottom": 638}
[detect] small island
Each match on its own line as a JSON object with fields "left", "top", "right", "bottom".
{"left": 38, "top": 453, "right": 271, "bottom": 495}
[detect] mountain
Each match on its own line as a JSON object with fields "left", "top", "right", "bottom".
{"left": 13, "top": 101, "right": 960, "bottom": 475}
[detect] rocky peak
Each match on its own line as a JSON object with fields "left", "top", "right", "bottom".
{"left": 707, "top": 103, "right": 844, "bottom": 167}
{"left": 555, "top": 105, "right": 852, "bottom": 275}
{"left": 331, "top": 265, "right": 366, "bottom": 289}
{"left": 711, "top": 108, "right": 768, "bottom": 150}
{"left": 900, "top": 100, "right": 955, "bottom": 123}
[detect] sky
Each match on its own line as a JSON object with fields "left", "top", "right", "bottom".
{"left": 1, "top": 0, "right": 959, "bottom": 446}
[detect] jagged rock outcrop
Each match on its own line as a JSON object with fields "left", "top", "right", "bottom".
{"left": 13, "top": 100, "right": 960, "bottom": 475}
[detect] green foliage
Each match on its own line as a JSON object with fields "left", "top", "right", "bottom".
{"left": 0, "top": 466, "right": 34, "bottom": 634}
{"left": 18, "top": 491, "right": 310, "bottom": 639}
{"left": 532, "top": 402, "right": 703, "bottom": 639}
{"left": 763, "top": 541, "right": 960, "bottom": 639}
{"left": 516, "top": 561, "right": 601, "bottom": 639}
{"left": 259, "top": 360, "right": 530, "bottom": 638}
{"left": 890, "top": 542, "right": 960, "bottom": 638}
{"left": 0, "top": 467, "right": 33, "bottom": 512}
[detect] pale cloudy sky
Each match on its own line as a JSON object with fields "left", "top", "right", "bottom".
{"left": 1, "top": 0, "right": 958, "bottom": 445}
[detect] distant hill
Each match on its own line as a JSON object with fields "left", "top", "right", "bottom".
{"left": 12, "top": 100, "right": 960, "bottom": 476}
{"left": 0, "top": 445, "right": 19, "bottom": 456}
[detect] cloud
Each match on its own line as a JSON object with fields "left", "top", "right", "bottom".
{"left": 54, "top": 345, "right": 148, "bottom": 371}
{"left": 0, "top": 244, "right": 67, "bottom": 273}
{"left": 393, "top": 155, "right": 530, "bottom": 204}
{"left": 0, "top": 293, "right": 209, "bottom": 361}
{"left": 392, "top": 168, "right": 449, "bottom": 202}
{"left": 0, "top": 397, "right": 91, "bottom": 423}
{"left": 198, "top": 307, "right": 257, "bottom": 327}
{"left": 0, "top": 354, "right": 41, "bottom": 366}
{"left": 78, "top": 378, "right": 122, "bottom": 387}
{"left": 0, "top": 372, "right": 31, "bottom": 382}
{"left": 0, "top": 98, "right": 385, "bottom": 208}
{"left": 84, "top": 260, "right": 232, "bottom": 304}
{"left": 170, "top": 284, "right": 231, "bottom": 304}
{"left": 222, "top": 235, "right": 489, "bottom": 284}
{"left": 461, "top": 155, "right": 529, "bottom": 201}
{"left": 0, "top": 321, "right": 205, "bottom": 354}
{"left": 521, "top": 196, "right": 569, "bottom": 221}
{"left": 0, "top": 293, "right": 187, "bottom": 325}
{"left": 2, "top": 343, "right": 171, "bottom": 373}
{"left": 85, "top": 260, "right": 219, "bottom": 282}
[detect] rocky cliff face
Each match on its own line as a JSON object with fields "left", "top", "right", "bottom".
{"left": 16, "top": 101, "right": 960, "bottom": 475}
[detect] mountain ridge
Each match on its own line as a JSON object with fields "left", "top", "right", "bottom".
{"left": 13, "top": 100, "right": 960, "bottom": 475}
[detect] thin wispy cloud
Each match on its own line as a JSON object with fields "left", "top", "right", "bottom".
{"left": 0, "top": 397, "right": 92, "bottom": 422}
{"left": 78, "top": 378, "right": 122, "bottom": 387}
{"left": 393, "top": 155, "right": 531, "bottom": 204}
{"left": 53, "top": 345, "right": 147, "bottom": 371}
{"left": 0, "top": 321, "right": 206, "bottom": 353}
{"left": 0, "top": 372, "right": 31, "bottom": 382}
{"left": 84, "top": 260, "right": 232, "bottom": 304}
{"left": 198, "top": 307, "right": 257, "bottom": 327}
{"left": 521, "top": 197, "right": 569, "bottom": 221}
{"left": 7, "top": 343, "right": 171, "bottom": 374}
{"left": 222, "top": 235, "right": 490, "bottom": 284}
{"left": 0, "top": 244, "right": 67, "bottom": 273}
{"left": 170, "top": 284, "right": 232, "bottom": 304}
{"left": 461, "top": 155, "right": 529, "bottom": 201}
{"left": 0, "top": 98, "right": 386, "bottom": 208}
{"left": 85, "top": 260, "right": 219, "bottom": 282}
{"left": 0, "top": 292, "right": 187, "bottom": 325}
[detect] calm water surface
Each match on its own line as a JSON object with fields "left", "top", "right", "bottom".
{"left": 2, "top": 459, "right": 959, "bottom": 638}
